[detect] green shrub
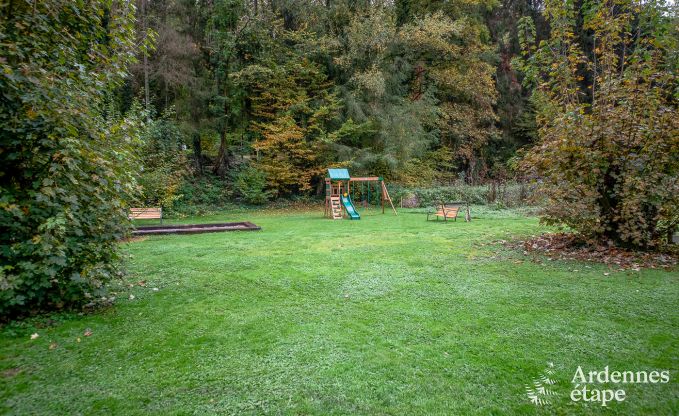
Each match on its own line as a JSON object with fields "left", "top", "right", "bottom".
{"left": 169, "top": 177, "right": 233, "bottom": 216}
{"left": 0, "top": 1, "right": 141, "bottom": 318}
{"left": 413, "top": 186, "right": 486, "bottom": 206}
{"left": 138, "top": 114, "right": 188, "bottom": 208}
{"left": 390, "top": 183, "right": 533, "bottom": 208}
{"left": 232, "top": 166, "right": 273, "bottom": 205}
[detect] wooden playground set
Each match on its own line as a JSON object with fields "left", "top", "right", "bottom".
{"left": 324, "top": 168, "right": 397, "bottom": 220}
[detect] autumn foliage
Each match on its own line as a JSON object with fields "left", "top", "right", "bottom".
{"left": 240, "top": 58, "right": 341, "bottom": 196}
{"left": 519, "top": 0, "right": 679, "bottom": 249}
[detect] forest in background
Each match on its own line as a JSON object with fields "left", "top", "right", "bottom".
{"left": 127, "top": 0, "right": 549, "bottom": 208}
{"left": 113, "top": 0, "right": 679, "bottom": 248}
{"left": 1, "top": 0, "right": 676, "bottom": 316}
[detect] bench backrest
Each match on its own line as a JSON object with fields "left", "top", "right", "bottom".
{"left": 438, "top": 202, "right": 464, "bottom": 210}
{"left": 129, "top": 207, "right": 162, "bottom": 220}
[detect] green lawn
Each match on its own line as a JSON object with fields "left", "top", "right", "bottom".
{"left": 1, "top": 207, "right": 677, "bottom": 415}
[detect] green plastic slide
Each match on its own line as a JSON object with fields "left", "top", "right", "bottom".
{"left": 340, "top": 195, "right": 360, "bottom": 220}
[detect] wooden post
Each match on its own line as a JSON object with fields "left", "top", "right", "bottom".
{"left": 381, "top": 180, "right": 385, "bottom": 213}
{"left": 381, "top": 181, "right": 397, "bottom": 215}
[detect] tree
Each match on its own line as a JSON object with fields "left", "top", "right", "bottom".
{"left": 206, "top": 0, "right": 251, "bottom": 176}
{"left": 138, "top": 109, "right": 188, "bottom": 208}
{"left": 0, "top": 0, "right": 143, "bottom": 317}
{"left": 235, "top": 41, "right": 343, "bottom": 196}
{"left": 129, "top": 0, "right": 213, "bottom": 173}
{"left": 519, "top": 0, "right": 679, "bottom": 249}
{"left": 331, "top": 5, "right": 498, "bottom": 183}
{"left": 485, "top": 0, "right": 546, "bottom": 173}
{"left": 400, "top": 12, "right": 498, "bottom": 183}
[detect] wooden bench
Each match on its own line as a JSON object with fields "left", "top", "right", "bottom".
{"left": 129, "top": 207, "right": 162, "bottom": 224}
{"left": 427, "top": 202, "right": 464, "bottom": 221}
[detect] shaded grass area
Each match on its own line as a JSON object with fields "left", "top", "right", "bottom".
{"left": 1, "top": 207, "right": 677, "bottom": 415}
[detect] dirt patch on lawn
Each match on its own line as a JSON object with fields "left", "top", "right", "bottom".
{"left": 1, "top": 368, "right": 22, "bottom": 378}
{"left": 122, "top": 236, "right": 148, "bottom": 243}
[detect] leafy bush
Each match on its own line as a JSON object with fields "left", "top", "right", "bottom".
{"left": 138, "top": 113, "right": 188, "bottom": 208}
{"left": 397, "top": 158, "right": 437, "bottom": 188}
{"left": 169, "top": 177, "right": 233, "bottom": 216}
{"left": 0, "top": 1, "right": 141, "bottom": 318}
{"left": 407, "top": 187, "right": 485, "bottom": 206}
{"left": 390, "top": 182, "right": 533, "bottom": 208}
{"left": 232, "top": 166, "right": 273, "bottom": 205}
{"left": 518, "top": 0, "right": 679, "bottom": 249}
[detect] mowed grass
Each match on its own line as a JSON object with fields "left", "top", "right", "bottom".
{"left": 1, "top": 207, "right": 677, "bottom": 415}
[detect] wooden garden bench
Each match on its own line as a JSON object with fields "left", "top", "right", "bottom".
{"left": 129, "top": 207, "right": 163, "bottom": 224}
{"left": 427, "top": 202, "right": 464, "bottom": 221}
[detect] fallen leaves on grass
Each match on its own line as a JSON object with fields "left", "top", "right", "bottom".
{"left": 504, "top": 233, "right": 678, "bottom": 271}
{"left": 84, "top": 328, "right": 93, "bottom": 337}
{"left": 49, "top": 342, "right": 57, "bottom": 350}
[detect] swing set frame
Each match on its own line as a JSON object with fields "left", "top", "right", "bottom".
{"left": 324, "top": 170, "right": 397, "bottom": 219}
{"left": 346, "top": 177, "right": 397, "bottom": 215}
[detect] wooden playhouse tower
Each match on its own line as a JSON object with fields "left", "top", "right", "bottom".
{"left": 325, "top": 169, "right": 349, "bottom": 220}
{"left": 324, "top": 168, "right": 397, "bottom": 220}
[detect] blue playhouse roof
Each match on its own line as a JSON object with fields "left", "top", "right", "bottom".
{"left": 327, "top": 168, "right": 350, "bottom": 180}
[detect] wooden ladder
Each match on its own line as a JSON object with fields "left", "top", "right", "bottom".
{"left": 330, "top": 196, "right": 342, "bottom": 220}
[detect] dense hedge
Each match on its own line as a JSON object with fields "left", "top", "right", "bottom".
{"left": 390, "top": 182, "right": 533, "bottom": 208}
{"left": 0, "top": 1, "right": 141, "bottom": 318}
{"left": 161, "top": 179, "right": 534, "bottom": 218}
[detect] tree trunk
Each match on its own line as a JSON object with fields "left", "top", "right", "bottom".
{"left": 467, "top": 157, "right": 476, "bottom": 185}
{"left": 212, "top": 130, "right": 229, "bottom": 176}
{"left": 597, "top": 164, "right": 628, "bottom": 247}
{"left": 668, "top": 227, "right": 677, "bottom": 245}
{"left": 192, "top": 132, "right": 202, "bottom": 174}
{"left": 212, "top": 51, "right": 231, "bottom": 176}
{"left": 141, "top": 0, "right": 150, "bottom": 117}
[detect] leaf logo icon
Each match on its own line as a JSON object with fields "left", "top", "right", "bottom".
{"left": 526, "top": 363, "right": 560, "bottom": 406}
